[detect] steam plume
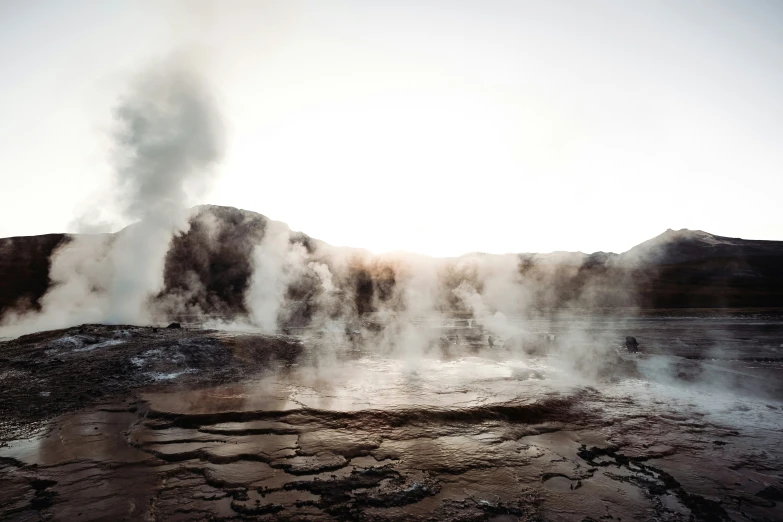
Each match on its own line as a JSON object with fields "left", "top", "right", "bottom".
{"left": 0, "top": 56, "right": 224, "bottom": 336}
{"left": 106, "top": 59, "right": 224, "bottom": 323}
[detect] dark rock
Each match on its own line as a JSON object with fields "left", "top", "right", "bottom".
{"left": 31, "top": 479, "right": 57, "bottom": 491}
{"left": 756, "top": 485, "right": 783, "bottom": 501}
{"left": 30, "top": 490, "right": 57, "bottom": 509}
{"left": 166, "top": 322, "right": 181, "bottom": 329}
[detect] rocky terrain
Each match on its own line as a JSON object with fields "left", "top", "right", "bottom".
{"left": 1, "top": 318, "right": 782, "bottom": 521}
{"left": 0, "top": 324, "right": 302, "bottom": 443}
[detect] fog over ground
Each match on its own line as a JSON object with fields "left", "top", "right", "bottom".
{"left": 0, "top": 48, "right": 642, "bottom": 354}
{"left": 0, "top": 34, "right": 779, "bottom": 409}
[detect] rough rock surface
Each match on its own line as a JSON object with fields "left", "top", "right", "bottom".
{"left": 0, "top": 324, "right": 301, "bottom": 442}
{"left": 2, "top": 324, "right": 782, "bottom": 521}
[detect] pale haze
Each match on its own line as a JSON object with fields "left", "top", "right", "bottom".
{"left": 1, "top": 0, "right": 781, "bottom": 256}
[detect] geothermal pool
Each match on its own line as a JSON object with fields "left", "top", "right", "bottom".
{"left": 1, "top": 313, "right": 783, "bottom": 520}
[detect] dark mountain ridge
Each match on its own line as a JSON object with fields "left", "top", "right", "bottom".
{"left": 1, "top": 205, "right": 782, "bottom": 322}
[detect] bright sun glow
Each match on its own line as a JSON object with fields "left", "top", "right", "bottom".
{"left": 1, "top": 1, "right": 782, "bottom": 255}
{"left": 221, "top": 92, "right": 527, "bottom": 257}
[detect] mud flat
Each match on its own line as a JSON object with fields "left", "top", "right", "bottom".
{"left": 1, "top": 322, "right": 783, "bottom": 521}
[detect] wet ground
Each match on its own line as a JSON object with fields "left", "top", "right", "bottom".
{"left": 1, "top": 312, "right": 783, "bottom": 521}
{"left": 0, "top": 325, "right": 302, "bottom": 443}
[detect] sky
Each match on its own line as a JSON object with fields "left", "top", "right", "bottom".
{"left": 1, "top": 0, "right": 782, "bottom": 256}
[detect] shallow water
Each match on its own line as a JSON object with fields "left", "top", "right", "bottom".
{"left": 4, "top": 349, "right": 783, "bottom": 520}
{"left": 141, "top": 356, "right": 560, "bottom": 415}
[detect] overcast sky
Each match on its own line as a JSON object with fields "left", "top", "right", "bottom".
{"left": 1, "top": 0, "right": 782, "bottom": 256}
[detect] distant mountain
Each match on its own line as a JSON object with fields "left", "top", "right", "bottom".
{"left": 1, "top": 206, "right": 782, "bottom": 321}
{"left": 0, "top": 233, "right": 66, "bottom": 317}
{"left": 623, "top": 228, "right": 783, "bottom": 265}
{"left": 623, "top": 228, "right": 783, "bottom": 308}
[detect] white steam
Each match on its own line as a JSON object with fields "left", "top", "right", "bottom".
{"left": 106, "top": 60, "right": 223, "bottom": 323}
{"left": 0, "top": 57, "right": 223, "bottom": 337}
{"left": 245, "top": 221, "right": 308, "bottom": 332}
